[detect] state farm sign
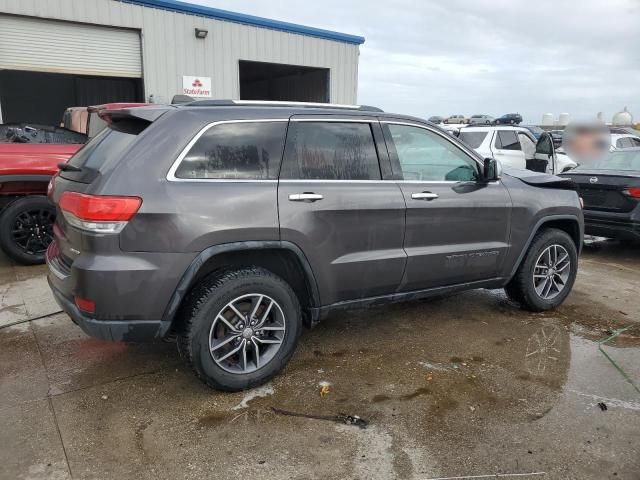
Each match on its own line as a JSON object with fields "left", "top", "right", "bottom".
{"left": 182, "top": 75, "right": 212, "bottom": 98}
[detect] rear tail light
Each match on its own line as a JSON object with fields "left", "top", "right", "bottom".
{"left": 59, "top": 192, "right": 142, "bottom": 233}
{"left": 623, "top": 187, "right": 640, "bottom": 199}
{"left": 75, "top": 296, "right": 95, "bottom": 314}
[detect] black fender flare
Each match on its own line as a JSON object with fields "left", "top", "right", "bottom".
{"left": 159, "top": 240, "right": 321, "bottom": 336}
{"left": 507, "top": 214, "right": 583, "bottom": 281}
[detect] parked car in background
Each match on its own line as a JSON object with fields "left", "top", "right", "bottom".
{"left": 0, "top": 103, "right": 147, "bottom": 264}
{"left": 458, "top": 125, "right": 576, "bottom": 172}
{"left": 428, "top": 116, "right": 445, "bottom": 124}
{"left": 521, "top": 125, "right": 545, "bottom": 139}
{"left": 469, "top": 114, "right": 494, "bottom": 125}
{"left": 1, "top": 123, "right": 86, "bottom": 144}
{"left": 46, "top": 100, "right": 583, "bottom": 391}
{"left": 560, "top": 148, "right": 640, "bottom": 242}
{"left": 494, "top": 113, "right": 523, "bottom": 125}
{"left": 611, "top": 134, "right": 640, "bottom": 150}
{"left": 609, "top": 127, "right": 640, "bottom": 136}
{"left": 444, "top": 114, "right": 467, "bottom": 124}
{"left": 0, "top": 143, "right": 82, "bottom": 264}
{"left": 441, "top": 124, "right": 462, "bottom": 137}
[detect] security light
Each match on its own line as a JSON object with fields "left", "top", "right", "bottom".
{"left": 195, "top": 28, "right": 208, "bottom": 39}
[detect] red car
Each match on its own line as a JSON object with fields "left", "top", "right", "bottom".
{"left": 0, "top": 103, "right": 147, "bottom": 264}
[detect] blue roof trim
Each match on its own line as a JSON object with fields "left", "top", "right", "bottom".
{"left": 122, "top": 0, "right": 365, "bottom": 45}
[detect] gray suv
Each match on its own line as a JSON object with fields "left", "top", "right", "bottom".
{"left": 46, "top": 101, "right": 583, "bottom": 391}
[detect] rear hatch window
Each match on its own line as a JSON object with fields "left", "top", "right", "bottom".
{"left": 60, "top": 119, "right": 146, "bottom": 183}
{"left": 458, "top": 131, "right": 487, "bottom": 148}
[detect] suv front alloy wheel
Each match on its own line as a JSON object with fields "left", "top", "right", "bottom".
{"left": 505, "top": 228, "right": 578, "bottom": 311}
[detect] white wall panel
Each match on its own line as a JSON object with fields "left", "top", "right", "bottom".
{"left": 0, "top": 14, "right": 141, "bottom": 77}
{"left": 0, "top": 0, "right": 361, "bottom": 103}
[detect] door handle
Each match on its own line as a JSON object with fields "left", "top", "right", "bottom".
{"left": 288, "top": 193, "right": 324, "bottom": 202}
{"left": 411, "top": 192, "right": 439, "bottom": 201}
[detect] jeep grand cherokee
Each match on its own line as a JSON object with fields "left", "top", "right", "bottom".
{"left": 47, "top": 100, "right": 583, "bottom": 391}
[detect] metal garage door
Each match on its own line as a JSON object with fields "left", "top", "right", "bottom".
{"left": 0, "top": 15, "right": 141, "bottom": 78}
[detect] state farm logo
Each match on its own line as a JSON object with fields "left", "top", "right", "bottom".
{"left": 182, "top": 76, "right": 211, "bottom": 97}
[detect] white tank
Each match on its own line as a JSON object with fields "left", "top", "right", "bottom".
{"left": 541, "top": 113, "right": 554, "bottom": 126}
{"left": 612, "top": 107, "right": 633, "bottom": 126}
{"left": 558, "top": 113, "right": 570, "bottom": 126}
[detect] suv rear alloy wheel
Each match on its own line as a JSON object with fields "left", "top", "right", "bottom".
{"left": 209, "top": 293, "right": 286, "bottom": 374}
{"left": 177, "top": 267, "right": 301, "bottom": 391}
{"left": 505, "top": 228, "right": 578, "bottom": 311}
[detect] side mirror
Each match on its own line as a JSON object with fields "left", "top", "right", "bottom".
{"left": 483, "top": 157, "right": 502, "bottom": 181}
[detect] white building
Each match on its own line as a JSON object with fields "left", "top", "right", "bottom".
{"left": 0, "top": 0, "right": 363, "bottom": 124}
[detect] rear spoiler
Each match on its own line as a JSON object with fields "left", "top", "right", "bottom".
{"left": 95, "top": 105, "right": 174, "bottom": 125}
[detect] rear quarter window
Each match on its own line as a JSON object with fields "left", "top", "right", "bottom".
{"left": 174, "top": 121, "right": 287, "bottom": 180}
{"left": 495, "top": 130, "right": 520, "bottom": 150}
{"left": 458, "top": 131, "right": 487, "bottom": 148}
{"left": 67, "top": 128, "right": 138, "bottom": 171}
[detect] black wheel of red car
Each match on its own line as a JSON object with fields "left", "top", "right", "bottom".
{"left": 0, "top": 196, "right": 55, "bottom": 265}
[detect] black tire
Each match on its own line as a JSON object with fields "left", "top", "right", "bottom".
{"left": 177, "top": 267, "right": 302, "bottom": 391}
{"left": 505, "top": 228, "right": 578, "bottom": 312}
{"left": 0, "top": 196, "right": 55, "bottom": 265}
{"left": 510, "top": 119, "right": 515, "bottom": 124}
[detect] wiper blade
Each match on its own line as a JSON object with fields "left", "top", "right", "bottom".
{"left": 58, "top": 163, "right": 82, "bottom": 172}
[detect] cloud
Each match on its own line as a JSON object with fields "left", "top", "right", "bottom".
{"left": 195, "top": 0, "right": 640, "bottom": 123}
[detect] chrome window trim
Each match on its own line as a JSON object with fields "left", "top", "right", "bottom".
{"left": 166, "top": 119, "right": 289, "bottom": 183}
{"left": 279, "top": 179, "right": 388, "bottom": 184}
{"left": 380, "top": 120, "right": 485, "bottom": 168}
{"left": 232, "top": 100, "right": 364, "bottom": 110}
{"left": 290, "top": 118, "right": 377, "bottom": 123}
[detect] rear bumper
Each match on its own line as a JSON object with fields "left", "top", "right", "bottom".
{"left": 584, "top": 215, "right": 640, "bottom": 240}
{"left": 48, "top": 277, "right": 162, "bottom": 342}
{"left": 46, "top": 240, "right": 196, "bottom": 342}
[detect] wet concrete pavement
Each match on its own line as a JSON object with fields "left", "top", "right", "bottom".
{"left": 1, "top": 240, "right": 639, "bottom": 479}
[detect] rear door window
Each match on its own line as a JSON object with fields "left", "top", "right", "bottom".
{"left": 458, "top": 131, "right": 488, "bottom": 148}
{"left": 174, "top": 121, "right": 287, "bottom": 180}
{"left": 280, "top": 121, "right": 381, "bottom": 180}
{"left": 495, "top": 130, "right": 521, "bottom": 150}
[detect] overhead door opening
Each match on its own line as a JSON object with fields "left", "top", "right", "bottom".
{"left": 0, "top": 70, "right": 143, "bottom": 125}
{"left": 239, "top": 60, "right": 329, "bottom": 103}
{"left": 0, "top": 15, "right": 142, "bottom": 125}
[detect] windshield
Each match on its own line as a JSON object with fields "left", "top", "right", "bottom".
{"left": 458, "top": 131, "right": 488, "bottom": 148}
{"left": 576, "top": 150, "right": 640, "bottom": 172}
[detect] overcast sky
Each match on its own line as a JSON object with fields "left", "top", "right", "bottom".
{"left": 195, "top": 0, "right": 639, "bottom": 124}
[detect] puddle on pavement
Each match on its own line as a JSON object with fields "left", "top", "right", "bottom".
{"left": 190, "top": 307, "right": 639, "bottom": 441}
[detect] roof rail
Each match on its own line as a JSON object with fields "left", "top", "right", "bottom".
{"left": 184, "top": 99, "right": 384, "bottom": 112}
